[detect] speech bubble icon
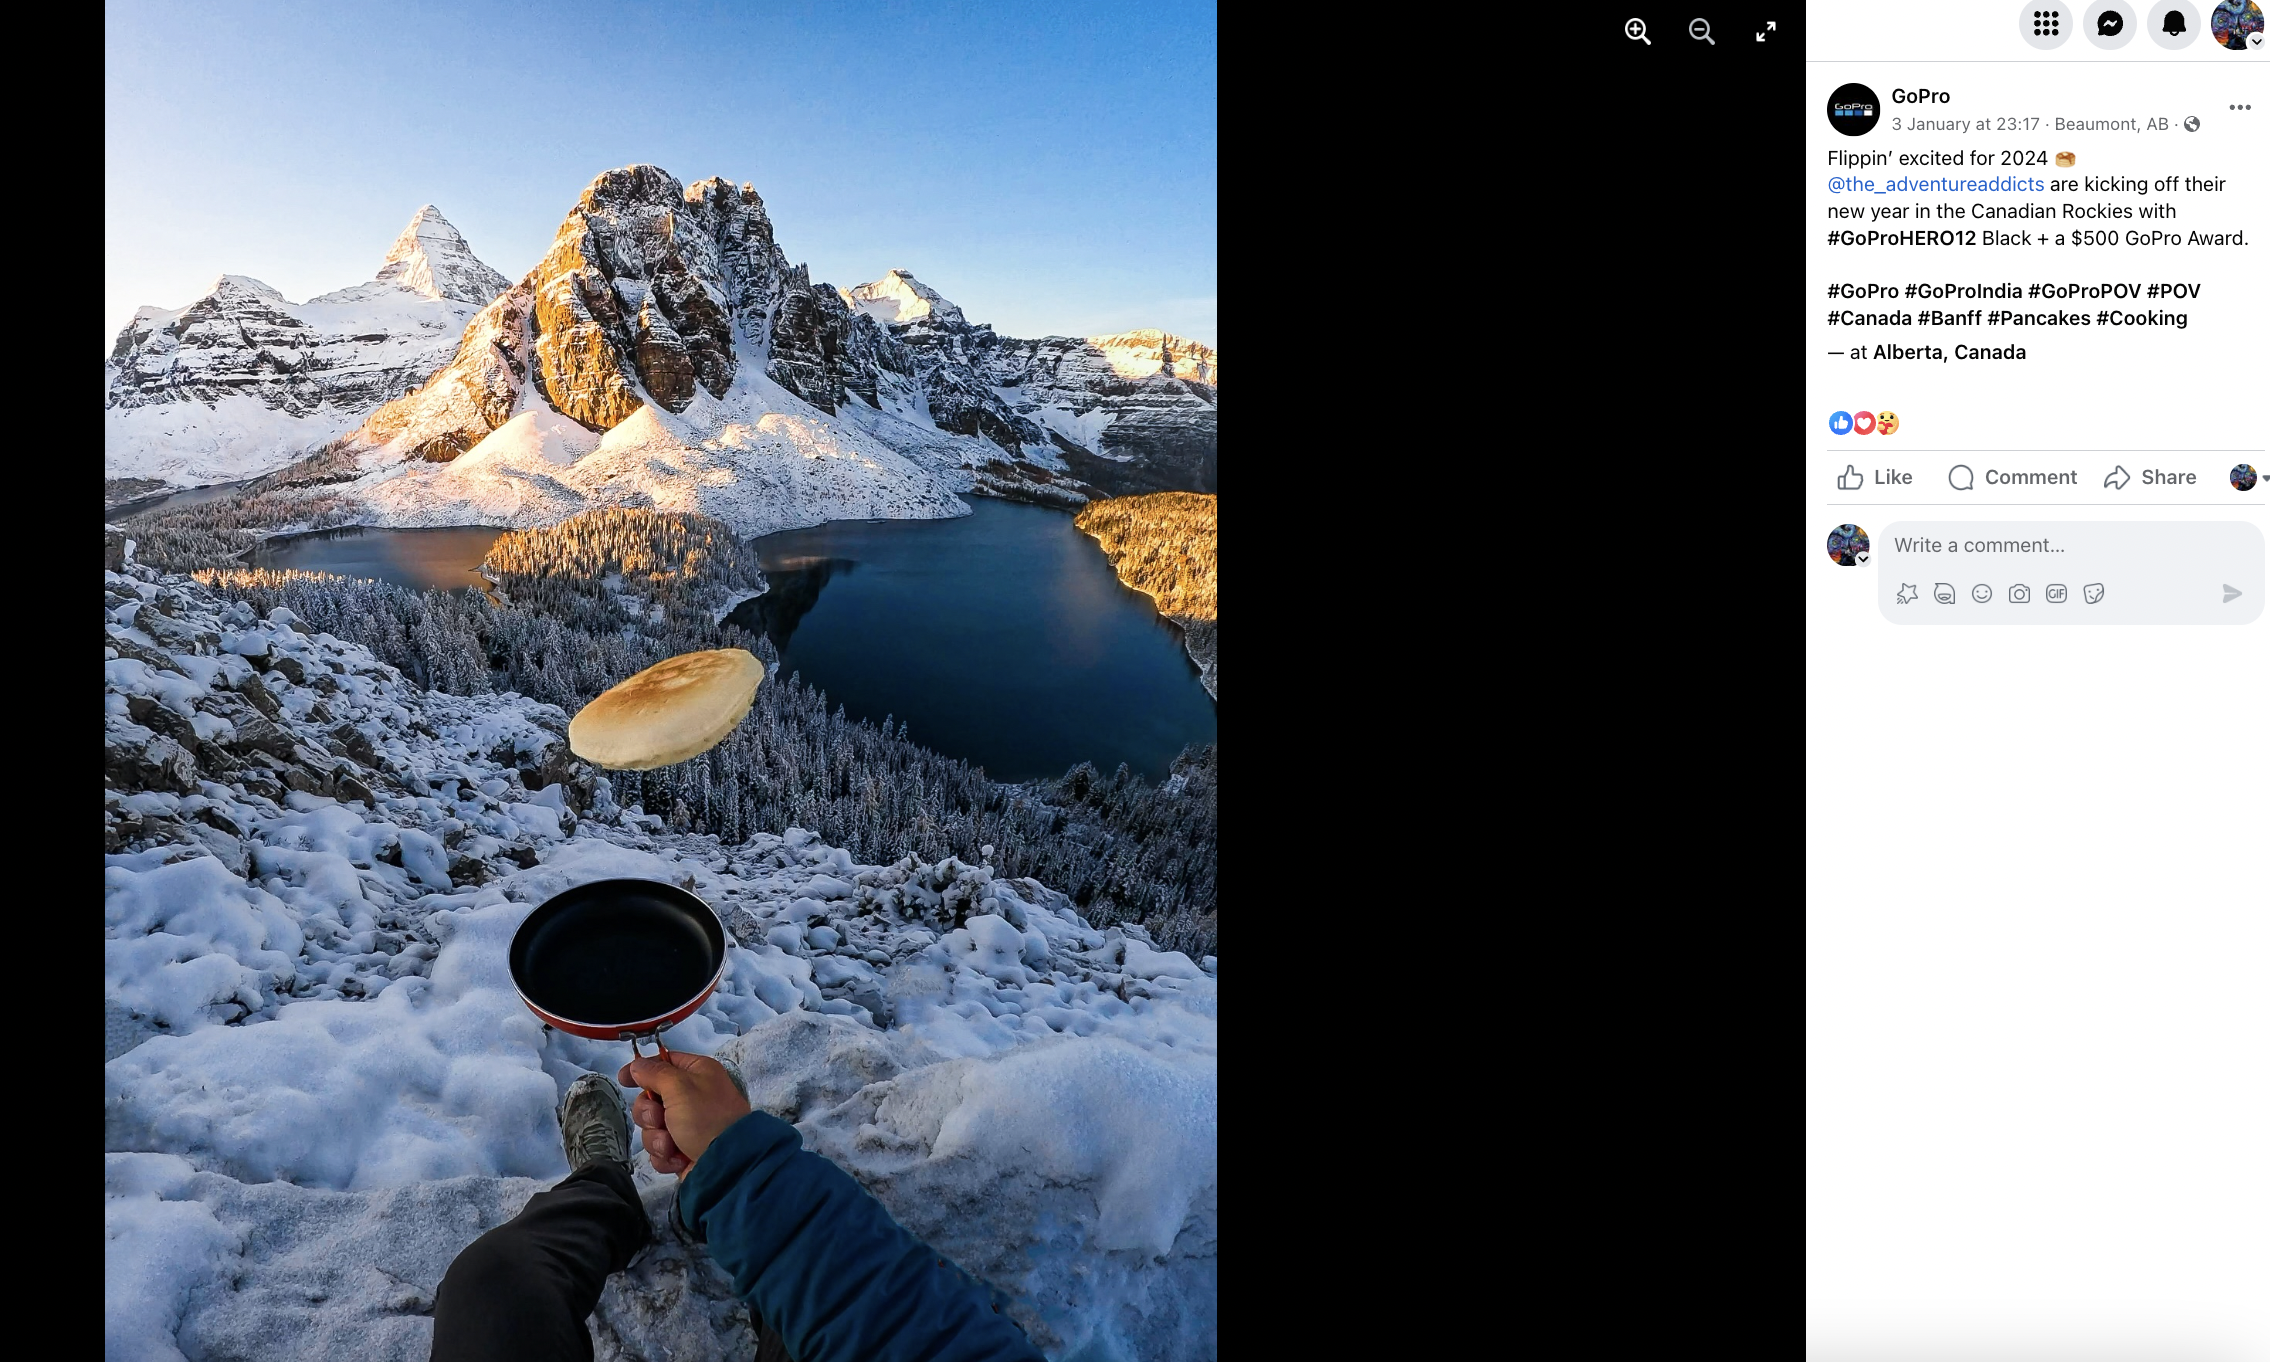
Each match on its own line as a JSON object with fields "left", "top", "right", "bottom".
{"left": 2098, "top": 10, "right": 2123, "bottom": 35}
{"left": 1949, "top": 464, "right": 1975, "bottom": 491}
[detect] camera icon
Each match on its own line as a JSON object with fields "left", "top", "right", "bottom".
{"left": 2009, "top": 584, "right": 2031, "bottom": 603}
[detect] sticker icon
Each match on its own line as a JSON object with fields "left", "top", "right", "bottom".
{"left": 1877, "top": 411, "right": 1899, "bottom": 434}
{"left": 2083, "top": 583, "right": 2106, "bottom": 603}
{"left": 1830, "top": 410, "right": 1854, "bottom": 435}
{"left": 1934, "top": 583, "right": 1957, "bottom": 603}
{"left": 1853, "top": 410, "right": 1877, "bottom": 435}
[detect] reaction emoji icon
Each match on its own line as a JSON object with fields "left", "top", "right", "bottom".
{"left": 1876, "top": 410, "right": 1899, "bottom": 434}
{"left": 1853, "top": 410, "right": 1877, "bottom": 435}
{"left": 2055, "top": 150, "right": 2077, "bottom": 167}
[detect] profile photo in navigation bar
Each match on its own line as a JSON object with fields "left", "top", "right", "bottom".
{"left": 2234, "top": 463, "right": 2260, "bottom": 492}
{"left": 2209, "top": 0, "right": 2266, "bottom": 49}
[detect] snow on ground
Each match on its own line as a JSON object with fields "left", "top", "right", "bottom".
{"left": 104, "top": 563, "right": 1216, "bottom": 1361}
{"left": 344, "top": 332, "right": 974, "bottom": 540}
{"left": 105, "top": 395, "right": 373, "bottom": 491}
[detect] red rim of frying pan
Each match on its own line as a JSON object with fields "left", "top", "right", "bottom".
{"left": 509, "top": 878, "right": 727, "bottom": 1043}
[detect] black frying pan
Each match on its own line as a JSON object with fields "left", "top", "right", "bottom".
{"left": 509, "top": 878, "right": 727, "bottom": 1054}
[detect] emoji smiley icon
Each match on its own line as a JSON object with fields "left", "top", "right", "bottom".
{"left": 1972, "top": 584, "right": 1994, "bottom": 603}
{"left": 1876, "top": 410, "right": 1899, "bottom": 434}
{"left": 2055, "top": 151, "right": 2076, "bottom": 168}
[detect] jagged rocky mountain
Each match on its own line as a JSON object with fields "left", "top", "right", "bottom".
{"left": 104, "top": 209, "right": 511, "bottom": 489}
{"left": 844, "top": 271, "right": 1218, "bottom": 497}
{"left": 107, "top": 167, "right": 1217, "bottom": 525}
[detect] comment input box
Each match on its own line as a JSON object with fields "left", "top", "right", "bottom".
{"left": 1874, "top": 521, "right": 2263, "bottom": 624}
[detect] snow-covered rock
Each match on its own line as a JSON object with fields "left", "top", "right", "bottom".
{"left": 324, "top": 168, "right": 973, "bottom": 538}
{"left": 105, "top": 209, "right": 511, "bottom": 489}
{"left": 846, "top": 270, "right": 1218, "bottom": 496}
{"left": 103, "top": 565, "right": 1216, "bottom": 1360}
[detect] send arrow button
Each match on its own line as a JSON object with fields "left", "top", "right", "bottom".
{"left": 2225, "top": 584, "right": 2243, "bottom": 603}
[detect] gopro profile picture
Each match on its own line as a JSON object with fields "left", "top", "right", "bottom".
{"left": 1827, "top": 82, "right": 1881, "bottom": 136}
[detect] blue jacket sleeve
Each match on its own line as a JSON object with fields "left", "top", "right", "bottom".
{"left": 678, "top": 1111, "right": 1046, "bottom": 1362}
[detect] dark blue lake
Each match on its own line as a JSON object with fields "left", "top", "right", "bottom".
{"left": 231, "top": 498, "right": 1214, "bottom": 783}
{"left": 731, "top": 498, "right": 1215, "bottom": 783}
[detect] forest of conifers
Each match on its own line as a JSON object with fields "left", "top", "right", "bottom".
{"left": 150, "top": 505, "right": 1217, "bottom": 957}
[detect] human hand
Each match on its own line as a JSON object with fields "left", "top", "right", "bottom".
{"left": 618, "top": 1050, "right": 751, "bottom": 1175}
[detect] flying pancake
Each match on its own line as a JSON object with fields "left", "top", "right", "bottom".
{"left": 568, "top": 649, "right": 765, "bottom": 770}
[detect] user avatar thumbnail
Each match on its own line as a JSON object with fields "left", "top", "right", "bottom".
{"left": 2234, "top": 463, "right": 2260, "bottom": 491}
{"left": 2209, "top": 0, "right": 2264, "bottom": 48}
{"left": 1827, "top": 524, "right": 1870, "bottom": 566}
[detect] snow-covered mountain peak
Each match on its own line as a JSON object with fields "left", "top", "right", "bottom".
{"left": 207, "top": 274, "right": 289, "bottom": 303}
{"left": 844, "top": 270, "right": 968, "bottom": 332}
{"left": 108, "top": 217, "right": 510, "bottom": 490}
{"left": 1088, "top": 329, "right": 1218, "bottom": 386}
{"left": 370, "top": 205, "right": 510, "bottom": 305}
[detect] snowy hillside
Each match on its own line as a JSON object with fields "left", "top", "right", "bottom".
{"left": 105, "top": 209, "right": 510, "bottom": 489}
{"left": 103, "top": 561, "right": 1217, "bottom": 1361}
{"left": 317, "top": 169, "right": 1007, "bottom": 536}
{"left": 843, "top": 271, "right": 1218, "bottom": 497}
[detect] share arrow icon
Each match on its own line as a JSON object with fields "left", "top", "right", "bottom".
{"left": 2104, "top": 465, "right": 2131, "bottom": 490}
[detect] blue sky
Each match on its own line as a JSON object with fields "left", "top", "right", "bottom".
{"left": 105, "top": 0, "right": 1215, "bottom": 351}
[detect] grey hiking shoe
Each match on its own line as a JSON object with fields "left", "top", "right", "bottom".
{"left": 559, "top": 1072, "right": 630, "bottom": 1173}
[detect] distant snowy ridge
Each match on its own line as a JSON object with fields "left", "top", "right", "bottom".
{"left": 841, "top": 270, "right": 1218, "bottom": 497}
{"left": 103, "top": 561, "right": 1217, "bottom": 1361}
{"left": 106, "top": 168, "right": 1215, "bottom": 519}
{"left": 105, "top": 208, "right": 510, "bottom": 489}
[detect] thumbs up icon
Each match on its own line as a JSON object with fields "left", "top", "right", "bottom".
{"left": 1837, "top": 465, "right": 1864, "bottom": 490}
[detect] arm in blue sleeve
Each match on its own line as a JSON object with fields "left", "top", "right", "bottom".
{"left": 678, "top": 1111, "right": 1046, "bottom": 1362}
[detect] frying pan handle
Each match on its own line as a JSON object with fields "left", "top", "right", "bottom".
{"left": 618, "top": 1023, "right": 674, "bottom": 1061}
